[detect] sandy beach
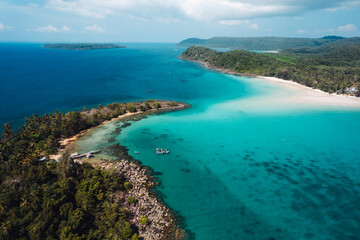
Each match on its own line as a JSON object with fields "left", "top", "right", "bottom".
{"left": 257, "top": 76, "right": 360, "bottom": 107}
{"left": 216, "top": 75, "right": 360, "bottom": 113}
{"left": 49, "top": 101, "right": 190, "bottom": 161}
{"left": 192, "top": 60, "right": 360, "bottom": 110}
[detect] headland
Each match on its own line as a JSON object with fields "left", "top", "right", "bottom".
{"left": 181, "top": 54, "right": 360, "bottom": 109}
{"left": 53, "top": 100, "right": 191, "bottom": 240}
{"left": 0, "top": 99, "right": 190, "bottom": 240}
{"left": 181, "top": 45, "right": 360, "bottom": 98}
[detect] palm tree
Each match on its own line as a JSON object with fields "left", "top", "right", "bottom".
{"left": 2, "top": 123, "right": 13, "bottom": 140}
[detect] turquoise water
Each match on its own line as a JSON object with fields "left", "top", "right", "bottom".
{"left": 74, "top": 76, "right": 360, "bottom": 239}
{"left": 3, "top": 43, "right": 360, "bottom": 239}
{"left": 116, "top": 87, "right": 360, "bottom": 240}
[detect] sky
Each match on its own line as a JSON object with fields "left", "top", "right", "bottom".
{"left": 0, "top": 0, "right": 360, "bottom": 42}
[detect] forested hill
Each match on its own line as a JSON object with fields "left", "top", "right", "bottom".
{"left": 177, "top": 36, "right": 360, "bottom": 51}
{"left": 0, "top": 100, "right": 184, "bottom": 240}
{"left": 181, "top": 46, "right": 360, "bottom": 95}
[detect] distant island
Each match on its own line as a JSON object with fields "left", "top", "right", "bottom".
{"left": 177, "top": 36, "right": 360, "bottom": 51}
{"left": 42, "top": 43, "right": 126, "bottom": 50}
{"left": 181, "top": 43, "right": 360, "bottom": 96}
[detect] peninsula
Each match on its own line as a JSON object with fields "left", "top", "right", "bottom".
{"left": 0, "top": 100, "right": 190, "bottom": 240}
{"left": 42, "top": 43, "right": 126, "bottom": 50}
{"left": 181, "top": 45, "right": 360, "bottom": 96}
{"left": 177, "top": 36, "right": 359, "bottom": 50}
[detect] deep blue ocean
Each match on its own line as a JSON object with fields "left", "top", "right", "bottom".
{"left": 1, "top": 43, "right": 360, "bottom": 239}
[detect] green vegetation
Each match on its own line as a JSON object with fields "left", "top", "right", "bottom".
{"left": 177, "top": 36, "right": 360, "bottom": 51}
{"left": 124, "top": 181, "right": 132, "bottom": 191}
{"left": 42, "top": 43, "right": 126, "bottom": 50}
{"left": 155, "top": 103, "right": 162, "bottom": 109}
{"left": 126, "top": 104, "right": 137, "bottom": 113}
{"left": 0, "top": 100, "right": 181, "bottom": 239}
{"left": 0, "top": 151, "right": 137, "bottom": 239}
{"left": 127, "top": 196, "right": 138, "bottom": 205}
{"left": 145, "top": 102, "right": 152, "bottom": 110}
{"left": 181, "top": 46, "right": 360, "bottom": 95}
{"left": 132, "top": 233, "right": 139, "bottom": 240}
{"left": 139, "top": 105, "right": 146, "bottom": 112}
{"left": 139, "top": 216, "right": 148, "bottom": 226}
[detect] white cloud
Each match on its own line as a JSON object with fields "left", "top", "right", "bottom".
{"left": 219, "top": 20, "right": 258, "bottom": 29}
{"left": 338, "top": 23, "right": 357, "bottom": 31}
{"left": 34, "top": 25, "right": 60, "bottom": 32}
{"left": 326, "top": 0, "right": 360, "bottom": 11}
{"left": 177, "top": 0, "right": 296, "bottom": 21}
{"left": 62, "top": 25, "right": 70, "bottom": 32}
{"left": 46, "top": 0, "right": 360, "bottom": 22}
{"left": 84, "top": 24, "right": 105, "bottom": 32}
{"left": 0, "top": 23, "right": 13, "bottom": 31}
{"left": 297, "top": 29, "right": 306, "bottom": 34}
{"left": 32, "top": 25, "right": 71, "bottom": 32}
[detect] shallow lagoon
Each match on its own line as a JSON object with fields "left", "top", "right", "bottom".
{"left": 73, "top": 73, "right": 360, "bottom": 240}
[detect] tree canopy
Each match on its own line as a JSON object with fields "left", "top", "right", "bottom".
{"left": 0, "top": 100, "right": 175, "bottom": 239}
{"left": 181, "top": 45, "right": 360, "bottom": 95}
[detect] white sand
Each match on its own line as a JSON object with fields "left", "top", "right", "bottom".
{"left": 200, "top": 59, "right": 360, "bottom": 110}
{"left": 49, "top": 103, "right": 189, "bottom": 160}
{"left": 214, "top": 75, "right": 360, "bottom": 114}
{"left": 257, "top": 76, "right": 360, "bottom": 107}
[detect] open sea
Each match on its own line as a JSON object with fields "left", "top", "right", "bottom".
{"left": 1, "top": 43, "right": 360, "bottom": 239}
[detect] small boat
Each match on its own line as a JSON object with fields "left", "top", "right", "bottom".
{"left": 134, "top": 151, "right": 140, "bottom": 154}
{"left": 89, "top": 150, "right": 101, "bottom": 154}
{"left": 156, "top": 148, "right": 170, "bottom": 155}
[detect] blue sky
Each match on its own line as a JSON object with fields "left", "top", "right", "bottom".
{"left": 0, "top": 0, "right": 359, "bottom": 42}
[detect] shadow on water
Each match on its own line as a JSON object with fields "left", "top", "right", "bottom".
{"left": 163, "top": 160, "right": 299, "bottom": 240}
{"left": 254, "top": 152, "right": 360, "bottom": 240}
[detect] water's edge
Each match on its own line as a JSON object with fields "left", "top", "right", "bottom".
{"left": 66, "top": 102, "right": 193, "bottom": 239}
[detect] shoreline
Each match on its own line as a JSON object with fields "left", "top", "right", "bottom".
{"left": 50, "top": 101, "right": 191, "bottom": 161}
{"left": 76, "top": 158, "right": 186, "bottom": 240}
{"left": 51, "top": 100, "right": 191, "bottom": 240}
{"left": 183, "top": 58, "right": 360, "bottom": 108}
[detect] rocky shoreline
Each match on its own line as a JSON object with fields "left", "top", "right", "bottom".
{"left": 61, "top": 100, "right": 191, "bottom": 240}
{"left": 81, "top": 159, "right": 186, "bottom": 240}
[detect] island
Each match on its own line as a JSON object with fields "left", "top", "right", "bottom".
{"left": 181, "top": 44, "right": 360, "bottom": 96}
{"left": 0, "top": 100, "right": 190, "bottom": 240}
{"left": 177, "top": 36, "right": 360, "bottom": 51}
{"left": 42, "top": 43, "right": 127, "bottom": 50}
